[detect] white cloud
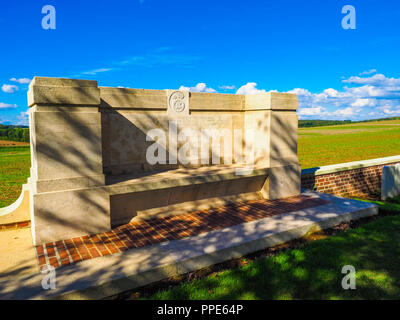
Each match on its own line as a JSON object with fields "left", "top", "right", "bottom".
{"left": 179, "top": 83, "right": 217, "bottom": 93}
{"left": 219, "top": 85, "right": 236, "bottom": 90}
{"left": 2, "top": 84, "right": 19, "bottom": 93}
{"left": 343, "top": 73, "right": 400, "bottom": 87}
{"left": 333, "top": 107, "right": 355, "bottom": 116}
{"left": 298, "top": 106, "right": 327, "bottom": 116}
{"left": 288, "top": 88, "right": 312, "bottom": 96}
{"left": 351, "top": 98, "right": 377, "bottom": 107}
{"left": 0, "top": 102, "right": 18, "bottom": 109}
{"left": 288, "top": 72, "right": 400, "bottom": 120}
{"left": 323, "top": 88, "right": 339, "bottom": 97}
{"left": 383, "top": 107, "right": 400, "bottom": 115}
{"left": 236, "top": 82, "right": 266, "bottom": 95}
{"left": 81, "top": 68, "right": 113, "bottom": 75}
{"left": 10, "top": 77, "right": 31, "bottom": 84}
{"left": 359, "top": 69, "right": 377, "bottom": 76}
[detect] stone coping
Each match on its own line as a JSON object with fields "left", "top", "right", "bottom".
{"left": 27, "top": 77, "right": 298, "bottom": 111}
{"left": 301, "top": 155, "right": 400, "bottom": 177}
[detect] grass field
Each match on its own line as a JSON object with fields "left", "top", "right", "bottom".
{"left": 0, "top": 145, "right": 30, "bottom": 208}
{"left": 1, "top": 120, "right": 400, "bottom": 208}
{"left": 141, "top": 199, "right": 400, "bottom": 300}
{"left": 298, "top": 120, "right": 400, "bottom": 169}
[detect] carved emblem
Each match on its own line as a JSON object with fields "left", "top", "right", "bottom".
{"left": 167, "top": 90, "right": 189, "bottom": 116}
{"left": 169, "top": 91, "right": 186, "bottom": 113}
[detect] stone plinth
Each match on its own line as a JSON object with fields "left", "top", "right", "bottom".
{"left": 382, "top": 163, "right": 400, "bottom": 200}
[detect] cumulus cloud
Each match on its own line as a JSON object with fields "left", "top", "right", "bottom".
{"left": 383, "top": 108, "right": 400, "bottom": 115}
{"left": 179, "top": 83, "right": 217, "bottom": 93}
{"left": 359, "top": 69, "right": 377, "bottom": 76}
{"left": 333, "top": 107, "right": 355, "bottom": 116}
{"left": 0, "top": 102, "right": 18, "bottom": 109}
{"left": 288, "top": 88, "right": 312, "bottom": 96}
{"left": 323, "top": 88, "right": 340, "bottom": 97}
{"left": 342, "top": 73, "right": 400, "bottom": 87}
{"left": 351, "top": 98, "right": 377, "bottom": 108}
{"left": 10, "top": 77, "right": 31, "bottom": 84}
{"left": 236, "top": 82, "right": 266, "bottom": 95}
{"left": 2, "top": 84, "right": 19, "bottom": 93}
{"left": 290, "top": 72, "right": 400, "bottom": 120}
{"left": 298, "top": 106, "right": 328, "bottom": 116}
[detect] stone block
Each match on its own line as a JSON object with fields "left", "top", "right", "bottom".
{"left": 32, "top": 187, "right": 110, "bottom": 245}
{"left": 262, "top": 163, "right": 301, "bottom": 200}
{"left": 382, "top": 163, "right": 400, "bottom": 200}
{"left": 28, "top": 77, "right": 100, "bottom": 107}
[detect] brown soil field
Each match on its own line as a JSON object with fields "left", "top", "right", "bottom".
{"left": 0, "top": 140, "right": 29, "bottom": 147}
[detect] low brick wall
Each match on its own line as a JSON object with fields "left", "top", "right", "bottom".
{"left": 301, "top": 156, "right": 400, "bottom": 197}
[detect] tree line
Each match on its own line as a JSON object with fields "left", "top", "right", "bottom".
{"left": 0, "top": 124, "right": 29, "bottom": 142}
{"left": 299, "top": 117, "right": 400, "bottom": 128}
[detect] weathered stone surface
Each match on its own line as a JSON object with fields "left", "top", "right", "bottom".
{"left": 28, "top": 77, "right": 100, "bottom": 107}
{"left": 382, "top": 163, "right": 400, "bottom": 200}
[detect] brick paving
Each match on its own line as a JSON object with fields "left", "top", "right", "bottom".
{"left": 35, "top": 195, "right": 329, "bottom": 271}
{"left": 0, "top": 220, "right": 30, "bottom": 232}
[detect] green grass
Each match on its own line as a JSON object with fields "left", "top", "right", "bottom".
{"left": 145, "top": 201, "right": 400, "bottom": 300}
{"left": 298, "top": 121, "right": 400, "bottom": 168}
{"left": 0, "top": 146, "right": 30, "bottom": 207}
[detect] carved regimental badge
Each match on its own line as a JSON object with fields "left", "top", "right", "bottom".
{"left": 167, "top": 90, "right": 189, "bottom": 116}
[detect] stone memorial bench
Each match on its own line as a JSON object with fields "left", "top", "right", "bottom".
{"left": 24, "top": 77, "right": 300, "bottom": 245}
{"left": 106, "top": 164, "right": 269, "bottom": 225}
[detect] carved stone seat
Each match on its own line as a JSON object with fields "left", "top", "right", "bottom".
{"left": 106, "top": 164, "right": 270, "bottom": 226}
{"left": 23, "top": 77, "right": 300, "bottom": 245}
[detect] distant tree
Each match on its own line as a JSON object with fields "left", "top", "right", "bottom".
{"left": 22, "top": 129, "right": 30, "bottom": 142}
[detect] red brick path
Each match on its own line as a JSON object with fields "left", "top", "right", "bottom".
{"left": 35, "top": 195, "right": 329, "bottom": 271}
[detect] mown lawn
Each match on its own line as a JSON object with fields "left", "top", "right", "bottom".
{"left": 0, "top": 146, "right": 31, "bottom": 207}
{"left": 144, "top": 200, "right": 400, "bottom": 300}
{"left": 298, "top": 121, "right": 400, "bottom": 168}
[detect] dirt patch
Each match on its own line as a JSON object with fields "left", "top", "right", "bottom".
{"left": 0, "top": 140, "right": 29, "bottom": 147}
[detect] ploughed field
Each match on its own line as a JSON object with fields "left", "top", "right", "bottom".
{"left": 1, "top": 120, "right": 400, "bottom": 207}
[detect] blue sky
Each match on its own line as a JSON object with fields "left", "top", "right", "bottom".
{"left": 1, "top": 0, "right": 400, "bottom": 125}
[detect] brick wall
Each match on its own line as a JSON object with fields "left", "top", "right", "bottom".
{"left": 301, "top": 158, "right": 400, "bottom": 197}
